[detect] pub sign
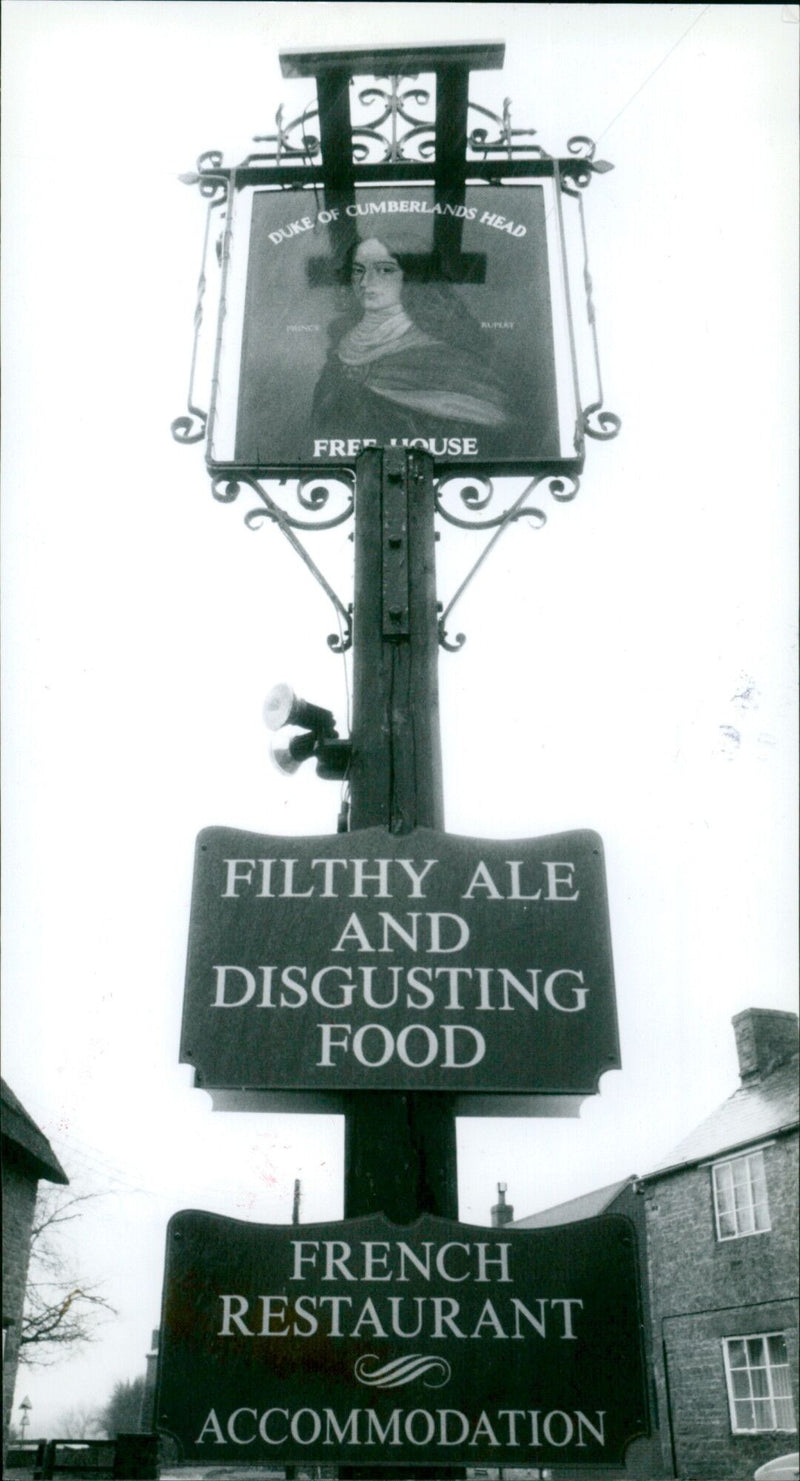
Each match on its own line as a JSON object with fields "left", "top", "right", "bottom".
{"left": 209, "top": 184, "right": 579, "bottom": 473}
{"left": 158, "top": 1210, "right": 648, "bottom": 1467}
{"left": 181, "top": 825, "right": 619, "bottom": 1098}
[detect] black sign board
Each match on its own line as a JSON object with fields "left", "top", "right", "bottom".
{"left": 157, "top": 1210, "right": 648, "bottom": 1467}
{"left": 181, "top": 826, "right": 618, "bottom": 1098}
{"left": 211, "top": 184, "right": 577, "bottom": 475}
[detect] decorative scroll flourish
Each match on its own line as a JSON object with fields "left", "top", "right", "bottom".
{"left": 170, "top": 191, "right": 228, "bottom": 446}
{"left": 171, "top": 412, "right": 207, "bottom": 445}
{"left": 355, "top": 1354, "right": 451, "bottom": 1390}
{"left": 210, "top": 473, "right": 354, "bottom": 652}
{"left": 468, "top": 97, "right": 545, "bottom": 161}
{"left": 435, "top": 475, "right": 497, "bottom": 529}
{"left": 435, "top": 473, "right": 580, "bottom": 652}
{"left": 175, "top": 87, "right": 617, "bottom": 190}
{"left": 436, "top": 473, "right": 558, "bottom": 532}
{"left": 560, "top": 135, "right": 615, "bottom": 194}
{"left": 352, "top": 78, "right": 435, "bottom": 163}
{"left": 211, "top": 472, "right": 354, "bottom": 532}
{"left": 248, "top": 102, "right": 322, "bottom": 168}
{"left": 348, "top": 86, "right": 554, "bottom": 167}
{"left": 583, "top": 402, "right": 622, "bottom": 440}
{"left": 178, "top": 100, "right": 321, "bottom": 195}
{"left": 178, "top": 151, "right": 229, "bottom": 203}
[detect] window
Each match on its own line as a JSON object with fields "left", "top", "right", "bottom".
{"left": 723, "top": 1334, "right": 796, "bottom": 1433}
{"left": 712, "top": 1149, "right": 770, "bottom": 1239}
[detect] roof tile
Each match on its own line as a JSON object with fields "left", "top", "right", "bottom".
{"left": 645, "top": 1054, "right": 799, "bottom": 1178}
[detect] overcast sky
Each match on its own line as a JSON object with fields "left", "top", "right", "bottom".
{"left": 2, "top": 1, "right": 797, "bottom": 1437}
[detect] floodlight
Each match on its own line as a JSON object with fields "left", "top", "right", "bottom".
{"left": 263, "top": 682, "right": 337, "bottom": 738}
{"left": 269, "top": 731, "right": 317, "bottom": 776}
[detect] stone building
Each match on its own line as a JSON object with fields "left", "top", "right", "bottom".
{"left": 507, "top": 1007, "right": 798, "bottom": 1479}
{"left": 640, "top": 1008, "right": 798, "bottom": 1480}
{"left": 2, "top": 1080, "right": 68, "bottom": 1457}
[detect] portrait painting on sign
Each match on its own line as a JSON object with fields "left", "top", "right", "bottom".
{"left": 232, "top": 186, "right": 568, "bottom": 470}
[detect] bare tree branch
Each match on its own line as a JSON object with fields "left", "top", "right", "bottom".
{"left": 56, "top": 1405, "right": 104, "bottom": 1440}
{"left": 18, "top": 1186, "right": 117, "bottom": 1367}
{"left": 30, "top": 1191, "right": 101, "bottom": 1241}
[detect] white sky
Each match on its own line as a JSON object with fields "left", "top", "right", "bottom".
{"left": 2, "top": 0, "right": 797, "bottom": 1438}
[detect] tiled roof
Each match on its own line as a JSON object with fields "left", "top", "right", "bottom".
{"left": 512, "top": 1177, "right": 633, "bottom": 1228}
{"left": 1, "top": 1080, "right": 68, "bottom": 1184}
{"left": 643, "top": 1053, "right": 799, "bottom": 1180}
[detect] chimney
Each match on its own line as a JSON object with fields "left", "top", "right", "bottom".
{"left": 491, "top": 1182, "right": 514, "bottom": 1227}
{"left": 733, "top": 1009, "right": 799, "bottom": 1082}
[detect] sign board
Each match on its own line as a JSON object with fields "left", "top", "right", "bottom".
{"left": 210, "top": 184, "right": 579, "bottom": 474}
{"left": 181, "top": 826, "right": 618, "bottom": 1099}
{"left": 157, "top": 1210, "right": 648, "bottom": 1467}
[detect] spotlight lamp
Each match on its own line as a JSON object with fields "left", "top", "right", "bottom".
{"left": 269, "top": 730, "right": 317, "bottom": 777}
{"left": 264, "top": 683, "right": 351, "bottom": 781}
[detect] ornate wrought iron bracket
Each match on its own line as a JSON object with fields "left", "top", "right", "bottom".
{"left": 559, "top": 135, "right": 615, "bottom": 192}
{"left": 249, "top": 101, "right": 322, "bottom": 169}
{"left": 435, "top": 471, "right": 580, "bottom": 651}
{"left": 211, "top": 473, "right": 355, "bottom": 652}
{"left": 173, "top": 111, "right": 615, "bottom": 192}
{"left": 351, "top": 77, "right": 436, "bottom": 163}
{"left": 172, "top": 40, "right": 615, "bottom": 194}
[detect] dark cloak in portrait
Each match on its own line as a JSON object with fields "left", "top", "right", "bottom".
{"left": 310, "top": 229, "right": 554, "bottom": 455}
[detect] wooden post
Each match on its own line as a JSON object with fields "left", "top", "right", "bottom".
{"left": 344, "top": 446, "right": 457, "bottom": 1226}
{"left": 274, "top": 48, "right": 506, "bottom": 1471}
{"left": 349, "top": 445, "right": 443, "bottom": 837}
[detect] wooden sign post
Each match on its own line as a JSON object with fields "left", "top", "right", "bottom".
{"left": 164, "top": 37, "right": 636, "bottom": 1475}
{"left": 347, "top": 444, "right": 454, "bottom": 1224}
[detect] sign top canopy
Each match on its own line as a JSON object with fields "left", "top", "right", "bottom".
{"left": 280, "top": 41, "right": 506, "bottom": 77}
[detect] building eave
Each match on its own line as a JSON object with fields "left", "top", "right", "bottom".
{"left": 638, "top": 1116, "right": 799, "bottom": 1185}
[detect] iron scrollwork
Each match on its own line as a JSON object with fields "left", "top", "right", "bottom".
{"left": 352, "top": 77, "right": 435, "bottom": 163}
{"left": 583, "top": 402, "right": 622, "bottom": 441}
{"left": 248, "top": 102, "right": 322, "bottom": 169}
{"left": 560, "top": 135, "right": 615, "bottom": 193}
{"left": 435, "top": 475, "right": 496, "bottom": 529}
{"left": 170, "top": 411, "right": 208, "bottom": 446}
{"left": 211, "top": 473, "right": 354, "bottom": 653}
{"left": 468, "top": 97, "right": 545, "bottom": 162}
{"left": 435, "top": 473, "right": 579, "bottom": 651}
{"left": 178, "top": 151, "right": 229, "bottom": 202}
{"left": 212, "top": 472, "right": 355, "bottom": 532}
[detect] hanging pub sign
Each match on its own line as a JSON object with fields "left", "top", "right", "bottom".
{"left": 180, "top": 826, "right": 618, "bottom": 1106}
{"left": 157, "top": 1209, "right": 648, "bottom": 1467}
{"left": 208, "top": 184, "right": 579, "bottom": 475}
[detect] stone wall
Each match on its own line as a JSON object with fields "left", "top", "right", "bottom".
{"left": 645, "top": 1131, "right": 799, "bottom": 1479}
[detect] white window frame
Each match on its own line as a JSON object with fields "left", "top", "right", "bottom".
{"left": 711, "top": 1147, "right": 771, "bottom": 1241}
{"left": 722, "top": 1332, "right": 797, "bottom": 1434}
